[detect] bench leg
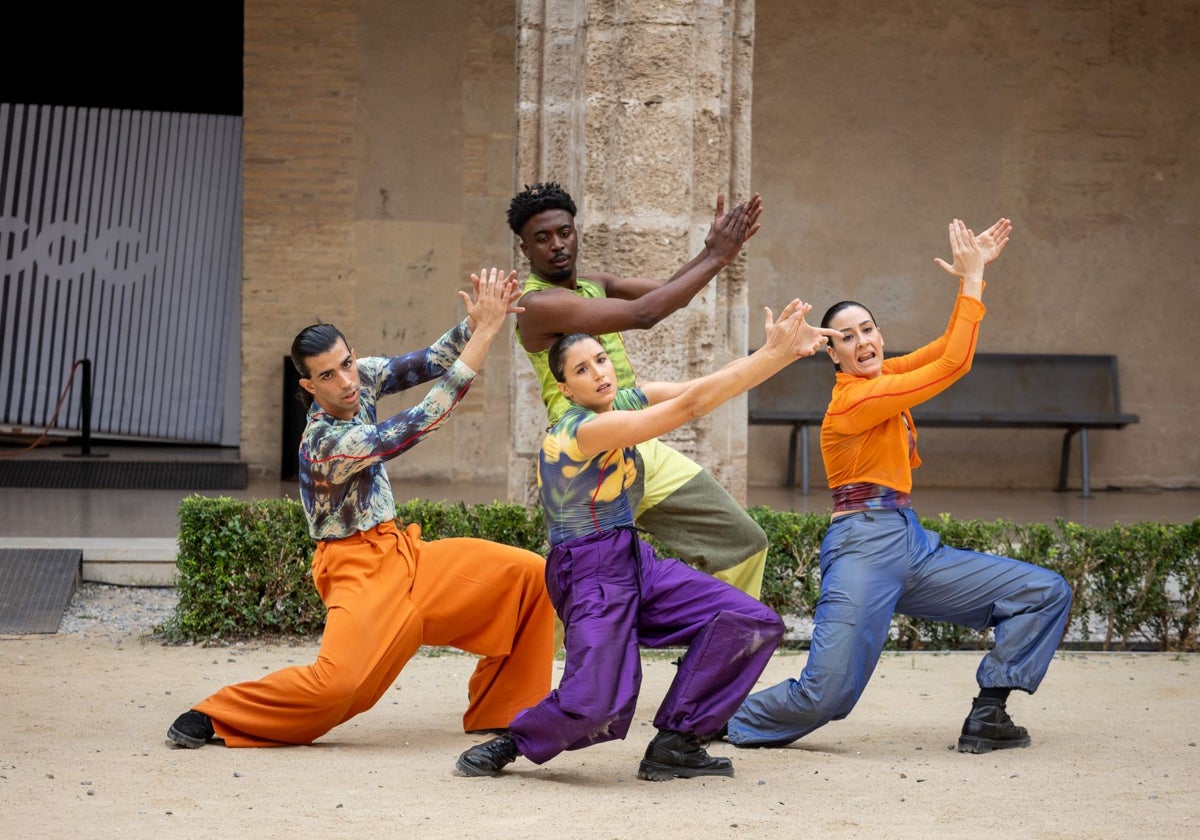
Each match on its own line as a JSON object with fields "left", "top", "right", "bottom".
{"left": 786, "top": 425, "right": 799, "bottom": 488}
{"left": 801, "top": 425, "right": 810, "bottom": 496}
{"left": 1057, "top": 429, "right": 1076, "bottom": 493}
{"left": 1080, "top": 428, "right": 1091, "bottom": 498}
{"left": 1058, "top": 428, "right": 1092, "bottom": 497}
{"left": 784, "top": 424, "right": 813, "bottom": 494}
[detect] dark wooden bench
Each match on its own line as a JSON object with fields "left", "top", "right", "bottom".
{"left": 748, "top": 352, "right": 1139, "bottom": 497}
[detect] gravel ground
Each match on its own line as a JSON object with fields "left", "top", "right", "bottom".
{"left": 58, "top": 582, "right": 179, "bottom": 637}
{"left": 57, "top": 583, "right": 1111, "bottom": 644}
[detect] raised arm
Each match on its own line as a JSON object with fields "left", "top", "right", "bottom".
{"left": 829, "top": 222, "right": 993, "bottom": 433}
{"left": 575, "top": 301, "right": 840, "bottom": 456}
{"left": 376, "top": 325, "right": 472, "bottom": 395}
{"left": 933, "top": 219, "right": 988, "bottom": 299}
{"left": 604, "top": 193, "right": 765, "bottom": 300}
{"left": 893, "top": 217, "right": 1010, "bottom": 373}
{"left": 307, "top": 269, "right": 520, "bottom": 483}
{"left": 516, "top": 194, "right": 763, "bottom": 352}
{"left": 457, "top": 267, "right": 522, "bottom": 372}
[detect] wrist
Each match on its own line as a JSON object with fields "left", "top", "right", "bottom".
{"left": 960, "top": 274, "right": 984, "bottom": 299}
{"left": 471, "top": 320, "right": 502, "bottom": 340}
{"left": 756, "top": 342, "right": 789, "bottom": 362}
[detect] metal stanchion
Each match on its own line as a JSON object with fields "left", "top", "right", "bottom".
{"left": 63, "top": 358, "right": 108, "bottom": 459}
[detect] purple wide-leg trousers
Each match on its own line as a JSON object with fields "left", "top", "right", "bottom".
{"left": 509, "top": 527, "right": 783, "bottom": 765}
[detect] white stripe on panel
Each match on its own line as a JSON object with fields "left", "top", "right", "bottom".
{"left": 0, "top": 103, "right": 241, "bottom": 443}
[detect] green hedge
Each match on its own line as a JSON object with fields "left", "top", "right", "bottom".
{"left": 161, "top": 496, "right": 1200, "bottom": 652}
{"left": 166, "top": 496, "right": 324, "bottom": 640}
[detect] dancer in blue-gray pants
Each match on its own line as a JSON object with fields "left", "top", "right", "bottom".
{"left": 730, "top": 508, "right": 1071, "bottom": 750}
{"left": 728, "top": 218, "right": 1072, "bottom": 753}
{"left": 456, "top": 299, "right": 840, "bottom": 781}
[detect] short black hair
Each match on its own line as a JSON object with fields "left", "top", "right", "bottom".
{"left": 507, "top": 181, "right": 577, "bottom": 236}
{"left": 290, "top": 323, "right": 348, "bottom": 407}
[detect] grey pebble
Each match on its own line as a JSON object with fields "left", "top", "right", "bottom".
{"left": 58, "top": 583, "right": 179, "bottom": 637}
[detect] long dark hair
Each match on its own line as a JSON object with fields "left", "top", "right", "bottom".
{"left": 547, "top": 332, "right": 598, "bottom": 383}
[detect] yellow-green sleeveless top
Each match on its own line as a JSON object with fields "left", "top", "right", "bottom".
{"left": 516, "top": 274, "right": 638, "bottom": 424}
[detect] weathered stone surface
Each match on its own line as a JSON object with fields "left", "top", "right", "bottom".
{"left": 239, "top": 1, "right": 1195, "bottom": 494}
{"left": 510, "top": 0, "right": 754, "bottom": 502}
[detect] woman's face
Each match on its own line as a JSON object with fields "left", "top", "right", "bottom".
{"left": 826, "top": 305, "right": 884, "bottom": 379}
{"left": 556, "top": 337, "right": 616, "bottom": 411}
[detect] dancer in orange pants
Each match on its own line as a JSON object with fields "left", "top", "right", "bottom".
{"left": 167, "top": 269, "right": 554, "bottom": 748}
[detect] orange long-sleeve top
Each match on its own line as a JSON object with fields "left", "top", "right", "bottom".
{"left": 820, "top": 292, "right": 986, "bottom": 494}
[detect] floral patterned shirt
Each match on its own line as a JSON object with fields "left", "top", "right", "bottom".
{"left": 538, "top": 388, "right": 648, "bottom": 546}
{"left": 298, "top": 322, "right": 474, "bottom": 540}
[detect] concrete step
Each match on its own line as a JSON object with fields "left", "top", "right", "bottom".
{"left": 0, "top": 537, "right": 176, "bottom": 586}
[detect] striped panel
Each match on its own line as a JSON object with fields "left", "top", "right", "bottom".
{"left": 0, "top": 103, "right": 242, "bottom": 444}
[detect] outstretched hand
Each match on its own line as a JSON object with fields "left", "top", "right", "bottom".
{"left": 933, "top": 219, "right": 987, "bottom": 281}
{"left": 461, "top": 268, "right": 522, "bottom": 333}
{"left": 705, "top": 193, "right": 764, "bottom": 265}
{"left": 975, "top": 217, "right": 1012, "bottom": 264}
{"left": 762, "top": 299, "right": 843, "bottom": 358}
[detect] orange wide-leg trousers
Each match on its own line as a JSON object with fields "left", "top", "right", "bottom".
{"left": 195, "top": 520, "right": 554, "bottom": 747}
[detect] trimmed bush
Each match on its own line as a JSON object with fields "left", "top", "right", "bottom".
{"left": 395, "top": 499, "right": 545, "bottom": 553}
{"left": 161, "top": 496, "right": 323, "bottom": 642}
{"left": 749, "top": 505, "right": 825, "bottom": 616}
{"left": 163, "top": 495, "right": 1200, "bottom": 651}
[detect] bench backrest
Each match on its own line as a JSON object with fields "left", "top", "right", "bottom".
{"left": 748, "top": 352, "right": 1135, "bottom": 426}
{"left": 915, "top": 353, "right": 1128, "bottom": 421}
{"left": 747, "top": 353, "right": 835, "bottom": 423}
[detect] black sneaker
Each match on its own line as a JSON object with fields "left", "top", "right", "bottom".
{"left": 167, "top": 710, "right": 215, "bottom": 749}
{"left": 455, "top": 733, "right": 520, "bottom": 777}
{"left": 637, "top": 729, "right": 734, "bottom": 781}
{"left": 957, "top": 697, "right": 1032, "bottom": 754}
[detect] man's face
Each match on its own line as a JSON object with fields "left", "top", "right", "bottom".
{"left": 299, "top": 338, "right": 362, "bottom": 420}
{"left": 518, "top": 208, "right": 577, "bottom": 284}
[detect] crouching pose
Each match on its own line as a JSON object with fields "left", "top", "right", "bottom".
{"left": 726, "top": 219, "right": 1072, "bottom": 754}
{"left": 167, "top": 269, "right": 554, "bottom": 749}
{"left": 456, "top": 299, "right": 840, "bottom": 781}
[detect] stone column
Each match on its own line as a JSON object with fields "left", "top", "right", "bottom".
{"left": 508, "top": 0, "right": 755, "bottom": 505}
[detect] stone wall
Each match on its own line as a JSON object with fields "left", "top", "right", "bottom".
{"left": 241, "top": 0, "right": 517, "bottom": 484}
{"left": 240, "top": 1, "right": 1200, "bottom": 492}
{"left": 241, "top": 0, "right": 359, "bottom": 477}
{"left": 746, "top": 1, "right": 1200, "bottom": 490}
{"left": 508, "top": 0, "right": 755, "bottom": 504}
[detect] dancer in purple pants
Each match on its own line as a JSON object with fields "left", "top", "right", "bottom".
{"left": 456, "top": 299, "right": 840, "bottom": 781}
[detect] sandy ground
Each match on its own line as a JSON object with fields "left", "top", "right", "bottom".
{"left": 1, "top": 617, "right": 1196, "bottom": 840}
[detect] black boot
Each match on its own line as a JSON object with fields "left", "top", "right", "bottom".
{"left": 637, "top": 729, "right": 735, "bottom": 781}
{"left": 455, "top": 733, "right": 520, "bottom": 777}
{"left": 957, "top": 697, "right": 1031, "bottom": 754}
{"left": 167, "top": 710, "right": 215, "bottom": 749}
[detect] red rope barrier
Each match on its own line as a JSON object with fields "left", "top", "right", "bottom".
{"left": 0, "top": 359, "right": 84, "bottom": 458}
